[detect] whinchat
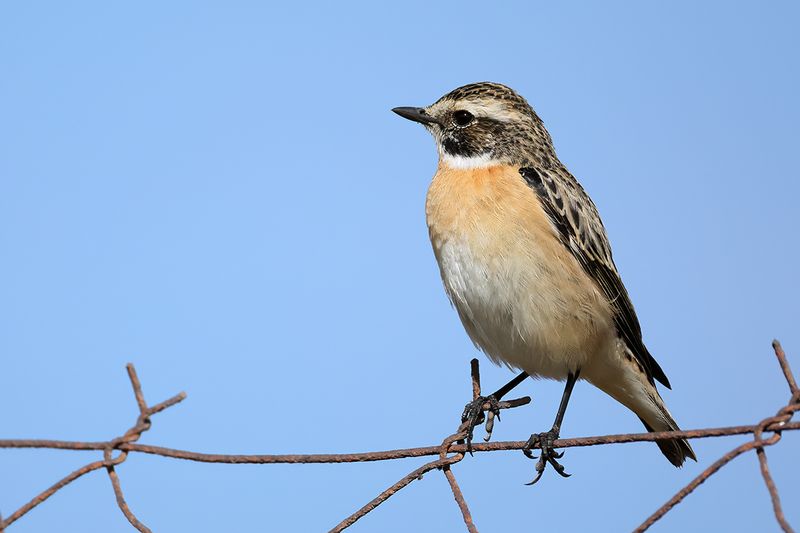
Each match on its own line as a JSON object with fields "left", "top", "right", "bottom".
{"left": 394, "top": 82, "right": 695, "bottom": 483}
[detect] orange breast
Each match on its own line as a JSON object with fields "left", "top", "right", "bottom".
{"left": 426, "top": 163, "right": 556, "bottom": 253}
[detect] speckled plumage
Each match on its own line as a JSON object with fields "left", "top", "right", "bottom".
{"left": 397, "top": 82, "right": 695, "bottom": 467}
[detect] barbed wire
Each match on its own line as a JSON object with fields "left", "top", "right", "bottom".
{"left": 1, "top": 341, "right": 797, "bottom": 532}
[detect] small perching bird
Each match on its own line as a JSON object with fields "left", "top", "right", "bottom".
{"left": 393, "top": 82, "right": 695, "bottom": 483}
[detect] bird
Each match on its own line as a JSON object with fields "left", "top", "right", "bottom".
{"left": 393, "top": 82, "right": 695, "bottom": 483}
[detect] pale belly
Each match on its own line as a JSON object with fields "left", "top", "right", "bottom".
{"left": 426, "top": 164, "right": 615, "bottom": 380}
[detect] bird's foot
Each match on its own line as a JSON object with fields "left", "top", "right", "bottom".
{"left": 522, "top": 428, "right": 571, "bottom": 485}
{"left": 460, "top": 395, "right": 502, "bottom": 454}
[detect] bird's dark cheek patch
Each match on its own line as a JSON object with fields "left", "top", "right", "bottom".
{"left": 442, "top": 136, "right": 479, "bottom": 158}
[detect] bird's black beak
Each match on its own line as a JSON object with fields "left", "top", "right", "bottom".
{"left": 392, "top": 106, "right": 441, "bottom": 126}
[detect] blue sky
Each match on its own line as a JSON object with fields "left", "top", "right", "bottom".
{"left": 1, "top": 1, "right": 798, "bottom": 531}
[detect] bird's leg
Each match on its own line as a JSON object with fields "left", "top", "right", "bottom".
{"left": 461, "top": 371, "right": 529, "bottom": 452}
{"left": 523, "top": 369, "right": 580, "bottom": 485}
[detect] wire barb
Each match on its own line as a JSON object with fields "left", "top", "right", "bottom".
{"left": 126, "top": 363, "right": 149, "bottom": 415}
{"left": 773, "top": 340, "right": 799, "bottom": 394}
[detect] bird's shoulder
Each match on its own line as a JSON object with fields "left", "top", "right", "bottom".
{"left": 518, "top": 166, "right": 614, "bottom": 267}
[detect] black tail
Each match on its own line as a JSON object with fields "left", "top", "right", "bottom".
{"left": 639, "top": 416, "right": 697, "bottom": 467}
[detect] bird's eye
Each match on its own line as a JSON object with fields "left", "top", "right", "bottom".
{"left": 453, "top": 110, "right": 474, "bottom": 126}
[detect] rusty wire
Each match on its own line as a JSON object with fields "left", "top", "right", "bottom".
{"left": 0, "top": 364, "right": 186, "bottom": 532}
{"left": 0, "top": 342, "right": 798, "bottom": 532}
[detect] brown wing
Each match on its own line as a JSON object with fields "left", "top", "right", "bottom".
{"left": 520, "top": 166, "right": 671, "bottom": 388}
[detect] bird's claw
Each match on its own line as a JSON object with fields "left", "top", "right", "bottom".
{"left": 523, "top": 430, "right": 571, "bottom": 485}
{"left": 460, "top": 395, "right": 501, "bottom": 454}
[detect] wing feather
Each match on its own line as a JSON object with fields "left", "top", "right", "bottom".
{"left": 520, "top": 166, "right": 671, "bottom": 388}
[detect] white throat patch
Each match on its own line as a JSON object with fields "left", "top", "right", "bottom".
{"left": 439, "top": 152, "right": 497, "bottom": 169}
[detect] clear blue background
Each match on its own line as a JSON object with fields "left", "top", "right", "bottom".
{"left": 2, "top": 2, "right": 798, "bottom": 531}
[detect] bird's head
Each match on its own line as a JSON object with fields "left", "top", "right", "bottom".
{"left": 393, "top": 82, "right": 555, "bottom": 168}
